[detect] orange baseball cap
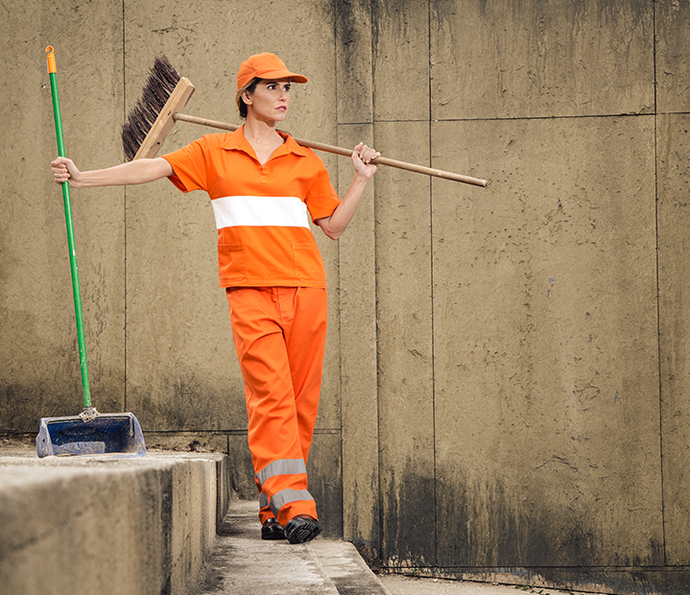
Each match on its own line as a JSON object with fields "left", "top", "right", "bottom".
{"left": 237, "top": 53, "right": 308, "bottom": 91}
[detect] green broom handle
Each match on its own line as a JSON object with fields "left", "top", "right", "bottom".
{"left": 46, "top": 47, "right": 92, "bottom": 409}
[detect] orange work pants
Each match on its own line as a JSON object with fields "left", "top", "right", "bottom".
{"left": 226, "top": 287, "right": 327, "bottom": 527}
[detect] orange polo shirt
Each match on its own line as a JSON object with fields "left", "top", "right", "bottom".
{"left": 162, "top": 127, "right": 340, "bottom": 288}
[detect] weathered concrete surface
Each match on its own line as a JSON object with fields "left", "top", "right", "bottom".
{"left": 432, "top": 114, "right": 660, "bottom": 567}
{"left": 337, "top": 120, "right": 380, "bottom": 558}
{"left": 335, "top": 0, "right": 380, "bottom": 563}
{"left": 656, "top": 0, "right": 690, "bottom": 114}
{"left": 194, "top": 499, "right": 393, "bottom": 595}
{"left": 0, "top": 447, "right": 227, "bottom": 595}
{"left": 380, "top": 574, "right": 595, "bottom": 595}
{"left": 374, "top": 120, "right": 436, "bottom": 566}
{"left": 655, "top": 4, "right": 690, "bottom": 571}
{"left": 430, "top": 0, "right": 654, "bottom": 119}
{"left": 657, "top": 112, "right": 690, "bottom": 567}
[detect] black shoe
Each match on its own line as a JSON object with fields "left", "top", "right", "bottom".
{"left": 284, "top": 515, "right": 322, "bottom": 544}
{"left": 261, "top": 518, "right": 286, "bottom": 540}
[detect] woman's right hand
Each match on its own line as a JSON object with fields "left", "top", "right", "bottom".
{"left": 51, "top": 156, "right": 81, "bottom": 186}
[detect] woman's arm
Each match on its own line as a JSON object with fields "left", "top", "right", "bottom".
{"left": 315, "top": 143, "right": 379, "bottom": 240}
{"left": 51, "top": 156, "right": 173, "bottom": 188}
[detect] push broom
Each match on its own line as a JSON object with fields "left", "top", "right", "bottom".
{"left": 36, "top": 47, "right": 146, "bottom": 458}
{"left": 121, "top": 56, "right": 488, "bottom": 187}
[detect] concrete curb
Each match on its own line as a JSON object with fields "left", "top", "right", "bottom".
{"left": 0, "top": 447, "right": 229, "bottom": 595}
{"left": 308, "top": 539, "right": 395, "bottom": 595}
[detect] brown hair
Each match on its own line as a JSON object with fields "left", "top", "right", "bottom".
{"left": 235, "top": 77, "right": 261, "bottom": 119}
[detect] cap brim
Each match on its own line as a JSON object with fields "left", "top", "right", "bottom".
{"left": 255, "top": 69, "right": 308, "bottom": 84}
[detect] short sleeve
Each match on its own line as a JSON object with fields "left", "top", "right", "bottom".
{"left": 161, "top": 137, "right": 210, "bottom": 193}
{"left": 304, "top": 156, "right": 341, "bottom": 222}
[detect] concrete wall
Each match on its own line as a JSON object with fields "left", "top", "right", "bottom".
{"left": 1, "top": 1, "right": 689, "bottom": 593}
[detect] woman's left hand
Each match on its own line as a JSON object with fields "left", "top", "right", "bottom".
{"left": 351, "top": 142, "right": 380, "bottom": 179}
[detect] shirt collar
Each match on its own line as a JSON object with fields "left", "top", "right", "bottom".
{"left": 220, "top": 126, "right": 308, "bottom": 158}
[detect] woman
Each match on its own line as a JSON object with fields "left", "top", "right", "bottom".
{"left": 51, "top": 52, "right": 379, "bottom": 545}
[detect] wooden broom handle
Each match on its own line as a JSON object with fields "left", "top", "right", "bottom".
{"left": 172, "top": 113, "right": 487, "bottom": 187}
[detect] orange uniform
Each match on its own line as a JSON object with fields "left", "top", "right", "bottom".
{"left": 163, "top": 127, "right": 339, "bottom": 525}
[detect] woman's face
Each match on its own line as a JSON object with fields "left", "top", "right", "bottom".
{"left": 244, "top": 78, "right": 291, "bottom": 123}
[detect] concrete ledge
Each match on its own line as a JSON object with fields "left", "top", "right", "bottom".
{"left": 0, "top": 447, "right": 231, "bottom": 595}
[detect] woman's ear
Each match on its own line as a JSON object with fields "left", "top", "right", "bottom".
{"left": 241, "top": 90, "right": 252, "bottom": 106}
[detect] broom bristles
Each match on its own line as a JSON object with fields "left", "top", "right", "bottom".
{"left": 122, "top": 56, "right": 181, "bottom": 161}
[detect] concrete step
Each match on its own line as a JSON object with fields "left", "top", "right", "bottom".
{"left": 0, "top": 445, "right": 229, "bottom": 595}
{"left": 194, "top": 498, "right": 392, "bottom": 595}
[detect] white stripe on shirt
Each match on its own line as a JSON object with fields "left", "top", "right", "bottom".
{"left": 211, "top": 195, "right": 310, "bottom": 230}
